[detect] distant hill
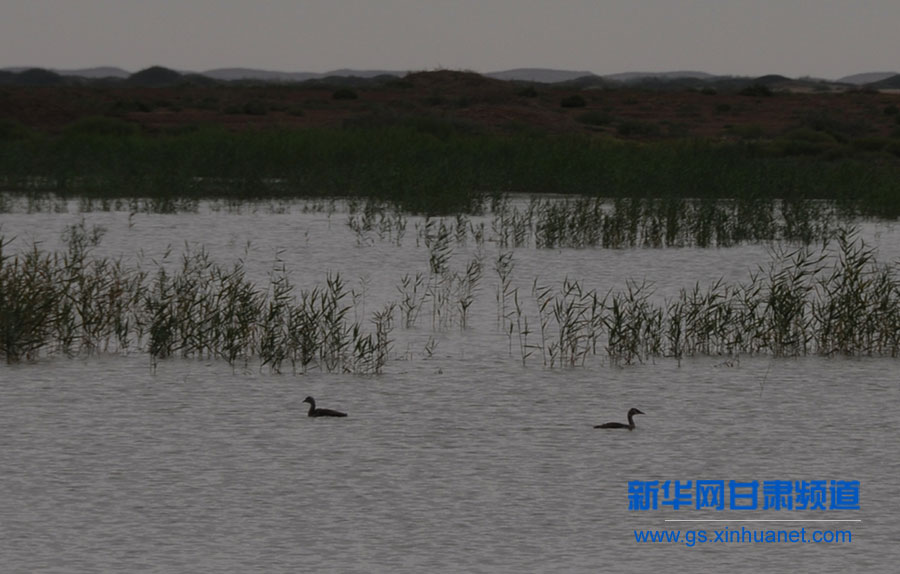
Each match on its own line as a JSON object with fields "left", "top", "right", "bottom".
{"left": 752, "top": 74, "right": 792, "bottom": 86}
{"left": 4, "top": 65, "right": 897, "bottom": 92}
{"left": 2, "top": 66, "right": 129, "bottom": 79}
{"left": 202, "top": 68, "right": 405, "bottom": 82}
{"left": 866, "top": 74, "right": 900, "bottom": 90}
{"left": 486, "top": 68, "right": 597, "bottom": 83}
{"left": 203, "top": 68, "right": 318, "bottom": 82}
{"left": 64, "top": 66, "right": 130, "bottom": 79}
{"left": 123, "top": 66, "right": 216, "bottom": 87}
{"left": 0, "top": 68, "right": 65, "bottom": 86}
{"left": 325, "top": 68, "right": 407, "bottom": 78}
{"left": 603, "top": 71, "right": 715, "bottom": 83}
{"left": 124, "top": 66, "right": 184, "bottom": 87}
{"left": 555, "top": 75, "right": 614, "bottom": 89}
{"left": 837, "top": 72, "right": 898, "bottom": 85}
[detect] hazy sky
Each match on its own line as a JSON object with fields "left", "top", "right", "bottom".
{"left": 2, "top": 0, "right": 898, "bottom": 79}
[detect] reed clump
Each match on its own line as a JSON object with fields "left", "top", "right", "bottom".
{"left": 418, "top": 218, "right": 484, "bottom": 330}
{"left": 0, "top": 224, "right": 393, "bottom": 372}
{"left": 502, "top": 228, "right": 900, "bottom": 366}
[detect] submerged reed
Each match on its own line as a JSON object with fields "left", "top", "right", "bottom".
{"left": 342, "top": 195, "right": 849, "bottom": 251}
{"left": 497, "top": 196, "right": 846, "bottom": 249}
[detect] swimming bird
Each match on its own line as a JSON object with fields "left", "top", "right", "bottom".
{"left": 594, "top": 408, "right": 644, "bottom": 430}
{"left": 302, "top": 396, "right": 347, "bottom": 417}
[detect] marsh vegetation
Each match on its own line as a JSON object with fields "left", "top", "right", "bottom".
{"left": 1, "top": 121, "right": 899, "bottom": 216}
{"left": 3, "top": 216, "right": 898, "bottom": 368}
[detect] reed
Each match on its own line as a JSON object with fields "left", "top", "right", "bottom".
{"left": 1, "top": 232, "right": 397, "bottom": 372}
{"left": 367, "top": 301, "right": 396, "bottom": 374}
{"left": 490, "top": 196, "right": 846, "bottom": 249}
{"left": 2, "top": 224, "right": 899, "bottom": 368}
{"left": 512, "top": 289, "right": 535, "bottom": 366}
{"left": 505, "top": 230, "right": 900, "bottom": 365}
{"left": 420, "top": 222, "right": 485, "bottom": 331}
{"left": 0, "top": 191, "right": 866, "bottom": 251}
{"left": 455, "top": 253, "right": 483, "bottom": 329}
{"left": 812, "top": 228, "right": 900, "bottom": 356}
{"left": 0, "top": 239, "right": 60, "bottom": 362}
{"left": 318, "top": 273, "right": 352, "bottom": 371}
{"left": 397, "top": 272, "right": 426, "bottom": 328}
{"left": 258, "top": 262, "right": 292, "bottom": 373}
{"left": 494, "top": 250, "right": 515, "bottom": 330}
{"left": 287, "top": 287, "right": 322, "bottom": 373}
{"left": 605, "top": 280, "right": 659, "bottom": 365}
{"left": 423, "top": 218, "right": 453, "bottom": 329}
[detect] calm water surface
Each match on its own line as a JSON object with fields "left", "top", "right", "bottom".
{"left": 0, "top": 201, "right": 897, "bottom": 572}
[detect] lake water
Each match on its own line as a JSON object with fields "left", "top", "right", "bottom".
{"left": 0, "top": 199, "right": 897, "bottom": 573}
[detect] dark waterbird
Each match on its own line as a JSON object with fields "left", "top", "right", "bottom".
{"left": 594, "top": 408, "right": 644, "bottom": 430}
{"left": 302, "top": 396, "right": 348, "bottom": 418}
